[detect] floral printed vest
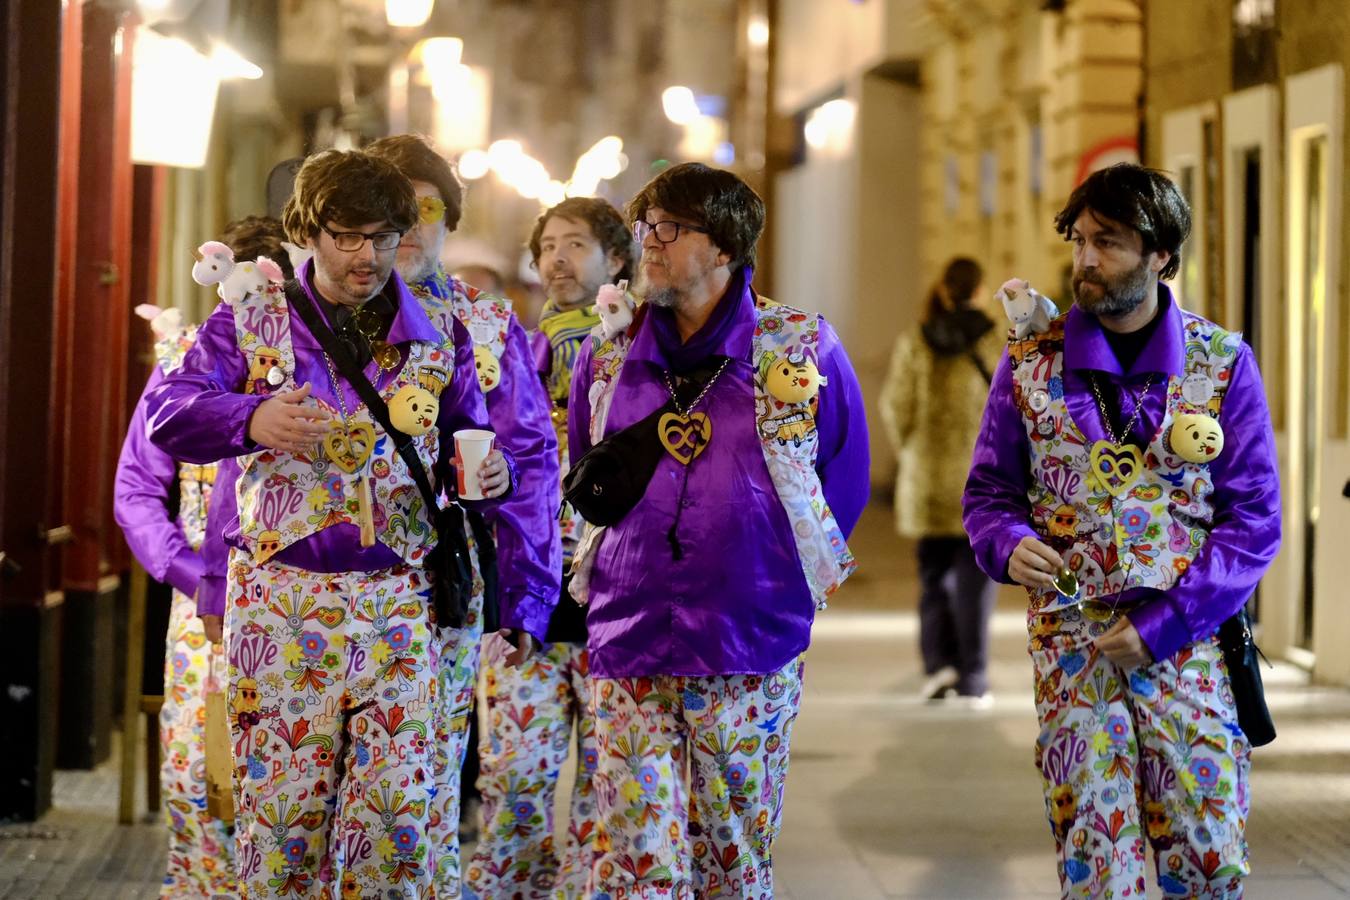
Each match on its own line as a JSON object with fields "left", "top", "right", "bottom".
{"left": 583, "top": 296, "right": 857, "bottom": 610}
{"left": 155, "top": 327, "right": 216, "bottom": 551}
{"left": 1012, "top": 312, "right": 1240, "bottom": 611}
{"left": 408, "top": 268, "right": 512, "bottom": 392}
{"left": 231, "top": 283, "right": 455, "bottom": 566}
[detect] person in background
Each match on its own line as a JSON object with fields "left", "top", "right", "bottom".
{"left": 880, "top": 256, "right": 1002, "bottom": 706}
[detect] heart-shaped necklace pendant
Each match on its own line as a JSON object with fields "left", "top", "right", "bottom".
{"left": 1089, "top": 440, "right": 1145, "bottom": 498}
{"left": 658, "top": 412, "right": 712, "bottom": 465}
{"left": 324, "top": 422, "right": 376, "bottom": 473}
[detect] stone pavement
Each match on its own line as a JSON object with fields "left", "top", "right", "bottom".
{"left": 2, "top": 506, "right": 1348, "bottom": 898}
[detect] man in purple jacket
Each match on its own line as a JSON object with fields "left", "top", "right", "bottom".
{"left": 963, "top": 164, "right": 1281, "bottom": 899}
{"left": 146, "top": 150, "right": 549, "bottom": 897}
{"left": 568, "top": 163, "right": 869, "bottom": 898}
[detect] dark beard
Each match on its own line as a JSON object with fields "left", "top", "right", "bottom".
{"left": 1072, "top": 259, "right": 1151, "bottom": 318}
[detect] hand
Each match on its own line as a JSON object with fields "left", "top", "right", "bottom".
{"left": 498, "top": 629, "right": 535, "bottom": 667}
{"left": 246, "top": 382, "right": 332, "bottom": 455}
{"left": 1008, "top": 535, "right": 1064, "bottom": 590}
{"left": 478, "top": 449, "right": 511, "bottom": 499}
{"left": 1095, "top": 617, "right": 1153, "bottom": 669}
{"left": 201, "top": 614, "right": 223, "bottom": 645}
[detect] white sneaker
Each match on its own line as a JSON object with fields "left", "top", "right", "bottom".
{"left": 949, "top": 692, "right": 994, "bottom": 711}
{"left": 919, "top": 666, "right": 959, "bottom": 701}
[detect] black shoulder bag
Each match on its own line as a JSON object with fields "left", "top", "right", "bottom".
{"left": 1217, "top": 605, "right": 1276, "bottom": 747}
{"left": 562, "top": 358, "right": 723, "bottom": 527}
{"left": 284, "top": 280, "right": 493, "bottom": 631}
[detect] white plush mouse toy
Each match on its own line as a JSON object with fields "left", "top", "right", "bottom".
{"left": 995, "top": 278, "right": 1059, "bottom": 339}
{"left": 595, "top": 279, "right": 636, "bottom": 339}
{"left": 191, "top": 240, "right": 286, "bottom": 304}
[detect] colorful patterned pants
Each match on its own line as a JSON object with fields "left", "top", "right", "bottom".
{"left": 160, "top": 588, "right": 236, "bottom": 897}
{"left": 1030, "top": 607, "right": 1250, "bottom": 899}
{"left": 225, "top": 556, "right": 451, "bottom": 898}
{"left": 429, "top": 583, "right": 485, "bottom": 897}
{"left": 465, "top": 639, "right": 597, "bottom": 900}
{"left": 587, "top": 659, "right": 803, "bottom": 900}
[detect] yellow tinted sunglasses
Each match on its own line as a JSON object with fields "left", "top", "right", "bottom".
{"left": 418, "top": 195, "right": 446, "bottom": 225}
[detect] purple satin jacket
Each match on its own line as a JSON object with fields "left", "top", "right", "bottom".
{"left": 146, "top": 263, "right": 557, "bottom": 640}
{"left": 114, "top": 366, "right": 207, "bottom": 597}
{"left": 568, "top": 277, "right": 870, "bottom": 679}
{"left": 962, "top": 285, "right": 1282, "bottom": 660}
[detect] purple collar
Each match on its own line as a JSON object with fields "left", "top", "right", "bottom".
{"left": 1063, "top": 282, "right": 1185, "bottom": 377}
{"left": 627, "top": 267, "right": 757, "bottom": 372}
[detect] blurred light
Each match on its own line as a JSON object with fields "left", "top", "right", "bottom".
{"left": 566, "top": 135, "right": 625, "bottom": 197}
{"left": 386, "top": 0, "right": 434, "bottom": 28}
{"left": 457, "top": 149, "right": 490, "bottom": 180}
{"left": 747, "top": 15, "right": 770, "bottom": 49}
{"left": 713, "top": 141, "right": 736, "bottom": 166}
{"left": 679, "top": 115, "right": 725, "bottom": 161}
{"left": 804, "top": 98, "right": 856, "bottom": 154}
{"left": 488, "top": 139, "right": 523, "bottom": 166}
{"left": 131, "top": 26, "right": 219, "bottom": 168}
{"left": 541, "top": 180, "right": 567, "bottom": 207}
{"left": 662, "top": 86, "right": 700, "bottom": 125}
{"left": 415, "top": 36, "right": 464, "bottom": 84}
{"left": 651, "top": 158, "right": 671, "bottom": 173}
{"left": 209, "top": 42, "right": 263, "bottom": 80}
{"left": 429, "top": 61, "right": 489, "bottom": 151}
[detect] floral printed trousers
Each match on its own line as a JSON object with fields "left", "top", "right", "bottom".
{"left": 587, "top": 659, "right": 803, "bottom": 900}
{"left": 160, "top": 588, "right": 236, "bottom": 897}
{"left": 429, "top": 583, "right": 485, "bottom": 897}
{"left": 465, "top": 639, "right": 598, "bottom": 900}
{"left": 1030, "top": 606, "right": 1250, "bottom": 899}
{"left": 225, "top": 556, "right": 457, "bottom": 898}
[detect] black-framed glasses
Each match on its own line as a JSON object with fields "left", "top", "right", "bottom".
{"left": 633, "top": 219, "right": 711, "bottom": 245}
{"left": 323, "top": 225, "right": 403, "bottom": 252}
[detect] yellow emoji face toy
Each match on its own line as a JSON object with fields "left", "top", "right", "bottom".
{"left": 765, "top": 353, "right": 827, "bottom": 404}
{"left": 1169, "top": 413, "right": 1224, "bottom": 464}
{"left": 388, "top": 385, "right": 439, "bottom": 436}
{"left": 473, "top": 344, "right": 502, "bottom": 392}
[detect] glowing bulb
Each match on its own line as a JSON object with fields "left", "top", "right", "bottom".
{"left": 662, "top": 86, "right": 699, "bottom": 125}
{"left": 747, "top": 16, "right": 770, "bottom": 49}
{"left": 386, "top": 0, "right": 433, "bottom": 28}
{"left": 458, "top": 149, "right": 489, "bottom": 180}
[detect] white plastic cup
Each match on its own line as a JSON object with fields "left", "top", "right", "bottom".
{"left": 453, "top": 429, "right": 496, "bottom": 500}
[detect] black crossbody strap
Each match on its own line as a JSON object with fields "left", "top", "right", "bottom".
{"left": 283, "top": 280, "right": 442, "bottom": 520}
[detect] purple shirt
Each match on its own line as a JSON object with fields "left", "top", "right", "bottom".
{"left": 568, "top": 278, "right": 870, "bottom": 679}
{"left": 146, "top": 264, "right": 554, "bottom": 639}
{"left": 113, "top": 366, "right": 206, "bottom": 597}
{"left": 962, "top": 285, "right": 1282, "bottom": 660}
{"left": 196, "top": 455, "right": 239, "bottom": 619}
{"left": 415, "top": 270, "right": 562, "bottom": 638}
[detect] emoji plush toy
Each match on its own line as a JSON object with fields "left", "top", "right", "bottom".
{"left": 473, "top": 344, "right": 502, "bottom": 392}
{"left": 191, "top": 240, "right": 285, "bottom": 304}
{"left": 388, "top": 367, "right": 449, "bottom": 437}
{"left": 996, "top": 278, "right": 1059, "bottom": 339}
{"left": 764, "top": 352, "right": 827, "bottom": 403}
{"left": 1169, "top": 413, "right": 1224, "bottom": 463}
{"left": 595, "top": 280, "right": 635, "bottom": 339}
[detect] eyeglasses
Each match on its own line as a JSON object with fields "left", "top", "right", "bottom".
{"left": 633, "top": 219, "right": 711, "bottom": 245}
{"left": 418, "top": 196, "right": 446, "bottom": 225}
{"left": 323, "top": 226, "right": 403, "bottom": 252}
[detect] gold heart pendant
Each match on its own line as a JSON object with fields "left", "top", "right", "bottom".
{"left": 1089, "top": 440, "right": 1145, "bottom": 498}
{"left": 323, "top": 422, "right": 376, "bottom": 473}
{"left": 658, "top": 412, "right": 712, "bottom": 465}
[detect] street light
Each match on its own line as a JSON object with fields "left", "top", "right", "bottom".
{"left": 386, "top": 0, "right": 434, "bottom": 29}
{"left": 662, "top": 86, "right": 700, "bottom": 125}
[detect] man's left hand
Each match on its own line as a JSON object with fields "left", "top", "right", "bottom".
{"left": 478, "top": 449, "right": 511, "bottom": 499}
{"left": 1095, "top": 617, "right": 1153, "bottom": 669}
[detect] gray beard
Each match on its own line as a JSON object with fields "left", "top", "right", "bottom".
{"left": 644, "top": 286, "right": 679, "bottom": 308}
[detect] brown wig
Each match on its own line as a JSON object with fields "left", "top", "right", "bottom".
{"left": 220, "top": 215, "right": 294, "bottom": 280}
{"left": 280, "top": 149, "right": 418, "bottom": 244}
{"left": 1054, "top": 163, "right": 1190, "bottom": 280}
{"left": 528, "top": 196, "right": 635, "bottom": 282}
{"left": 625, "top": 162, "right": 764, "bottom": 271}
{"left": 364, "top": 134, "right": 465, "bottom": 232}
